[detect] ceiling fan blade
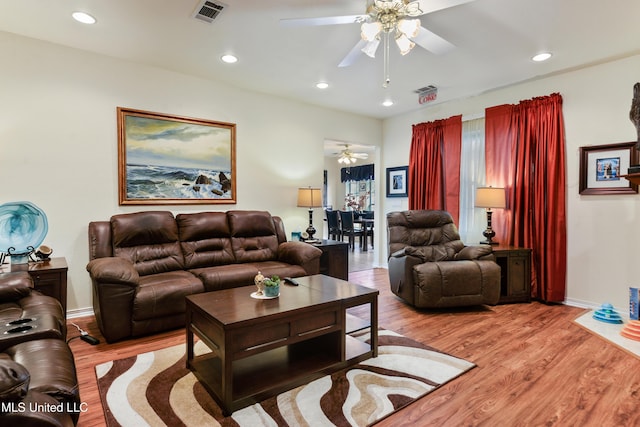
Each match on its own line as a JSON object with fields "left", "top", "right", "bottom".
{"left": 353, "top": 153, "right": 369, "bottom": 159}
{"left": 338, "top": 39, "right": 367, "bottom": 68}
{"left": 412, "top": 26, "right": 455, "bottom": 55}
{"left": 280, "top": 14, "right": 365, "bottom": 27}
{"left": 416, "top": 0, "right": 476, "bottom": 15}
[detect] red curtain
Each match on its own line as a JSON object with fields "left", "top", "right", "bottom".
{"left": 485, "top": 94, "right": 567, "bottom": 302}
{"left": 409, "top": 115, "right": 462, "bottom": 223}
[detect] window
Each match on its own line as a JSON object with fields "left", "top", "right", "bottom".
{"left": 458, "top": 117, "right": 487, "bottom": 243}
{"left": 344, "top": 179, "right": 374, "bottom": 211}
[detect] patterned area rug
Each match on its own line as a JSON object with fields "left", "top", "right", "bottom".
{"left": 96, "top": 329, "right": 475, "bottom": 426}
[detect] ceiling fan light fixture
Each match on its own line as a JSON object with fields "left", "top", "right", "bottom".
{"left": 338, "top": 155, "right": 357, "bottom": 164}
{"left": 397, "top": 18, "right": 420, "bottom": 38}
{"left": 395, "top": 33, "right": 415, "bottom": 55}
{"left": 361, "top": 39, "right": 381, "bottom": 58}
{"left": 361, "top": 21, "right": 382, "bottom": 42}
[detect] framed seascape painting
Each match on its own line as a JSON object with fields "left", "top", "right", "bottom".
{"left": 386, "top": 166, "right": 408, "bottom": 197}
{"left": 117, "top": 107, "right": 236, "bottom": 205}
{"left": 579, "top": 141, "right": 638, "bottom": 195}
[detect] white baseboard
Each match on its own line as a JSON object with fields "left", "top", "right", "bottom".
{"left": 66, "top": 307, "right": 94, "bottom": 319}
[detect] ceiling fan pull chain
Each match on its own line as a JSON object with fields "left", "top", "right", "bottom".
{"left": 383, "top": 31, "right": 390, "bottom": 87}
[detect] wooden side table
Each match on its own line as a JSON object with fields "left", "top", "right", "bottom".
{"left": 310, "top": 240, "right": 349, "bottom": 280}
{"left": 491, "top": 246, "right": 531, "bottom": 304}
{"left": 16, "top": 257, "right": 68, "bottom": 317}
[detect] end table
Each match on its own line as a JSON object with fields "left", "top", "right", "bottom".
{"left": 491, "top": 246, "right": 531, "bottom": 304}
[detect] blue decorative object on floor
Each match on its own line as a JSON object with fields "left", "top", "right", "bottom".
{"left": 593, "top": 303, "right": 623, "bottom": 324}
{"left": 0, "top": 201, "right": 48, "bottom": 256}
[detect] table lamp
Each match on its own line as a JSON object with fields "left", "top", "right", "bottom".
{"left": 475, "top": 186, "right": 506, "bottom": 245}
{"left": 297, "top": 187, "right": 322, "bottom": 241}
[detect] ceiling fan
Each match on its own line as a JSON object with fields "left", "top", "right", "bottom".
{"left": 334, "top": 144, "right": 369, "bottom": 164}
{"left": 281, "top": 0, "right": 475, "bottom": 86}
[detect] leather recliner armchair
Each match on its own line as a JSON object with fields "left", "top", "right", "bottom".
{"left": 387, "top": 210, "right": 501, "bottom": 308}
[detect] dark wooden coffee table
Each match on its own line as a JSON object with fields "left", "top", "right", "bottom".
{"left": 185, "top": 274, "right": 378, "bottom": 415}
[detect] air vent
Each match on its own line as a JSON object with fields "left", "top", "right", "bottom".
{"left": 414, "top": 85, "right": 437, "bottom": 94}
{"left": 193, "top": 0, "right": 227, "bottom": 23}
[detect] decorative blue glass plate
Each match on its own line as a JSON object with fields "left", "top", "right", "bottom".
{"left": 0, "top": 201, "right": 48, "bottom": 254}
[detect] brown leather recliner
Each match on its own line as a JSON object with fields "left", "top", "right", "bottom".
{"left": 387, "top": 210, "right": 501, "bottom": 308}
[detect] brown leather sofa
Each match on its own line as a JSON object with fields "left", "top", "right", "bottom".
{"left": 387, "top": 210, "right": 501, "bottom": 308}
{"left": 87, "top": 210, "right": 323, "bottom": 343}
{"left": 0, "top": 272, "right": 80, "bottom": 426}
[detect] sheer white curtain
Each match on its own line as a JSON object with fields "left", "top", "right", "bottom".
{"left": 458, "top": 117, "right": 486, "bottom": 243}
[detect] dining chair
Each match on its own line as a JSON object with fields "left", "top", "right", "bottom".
{"left": 363, "top": 210, "right": 374, "bottom": 250}
{"left": 325, "top": 209, "right": 341, "bottom": 241}
{"left": 339, "top": 210, "right": 363, "bottom": 251}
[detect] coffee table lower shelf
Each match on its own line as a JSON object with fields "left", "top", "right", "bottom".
{"left": 189, "top": 331, "right": 372, "bottom": 414}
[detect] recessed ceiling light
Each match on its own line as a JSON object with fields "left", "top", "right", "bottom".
{"left": 316, "top": 82, "right": 329, "bottom": 89}
{"left": 532, "top": 52, "right": 552, "bottom": 62}
{"left": 382, "top": 100, "right": 394, "bottom": 107}
{"left": 72, "top": 12, "right": 96, "bottom": 24}
{"left": 221, "top": 54, "right": 238, "bottom": 64}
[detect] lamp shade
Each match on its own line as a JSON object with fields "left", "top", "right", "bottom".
{"left": 475, "top": 187, "right": 506, "bottom": 209}
{"left": 297, "top": 187, "right": 322, "bottom": 208}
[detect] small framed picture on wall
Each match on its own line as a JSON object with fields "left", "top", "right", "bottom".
{"left": 579, "top": 142, "right": 639, "bottom": 195}
{"left": 386, "top": 166, "right": 408, "bottom": 197}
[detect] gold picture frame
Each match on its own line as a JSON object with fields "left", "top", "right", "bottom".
{"left": 117, "top": 107, "right": 236, "bottom": 205}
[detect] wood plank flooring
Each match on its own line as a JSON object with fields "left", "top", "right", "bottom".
{"left": 67, "top": 269, "right": 640, "bottom": 426}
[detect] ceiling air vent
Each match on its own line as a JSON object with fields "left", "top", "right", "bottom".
{"left": 193, "top": 0, "right": 227, "bottom": 24}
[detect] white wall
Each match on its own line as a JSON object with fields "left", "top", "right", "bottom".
{"left": 0, "top": 32, "right": 382, "bottom": 314}
{"left": 382, "top": 54, "right": 640, "bottom": 312}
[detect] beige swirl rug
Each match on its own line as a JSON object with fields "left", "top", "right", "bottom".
{"left": 96, "top": 329, "right": 474, "bottom": 426}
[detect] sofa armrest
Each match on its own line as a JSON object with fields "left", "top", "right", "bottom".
{"left": 86, "top": 257, "right": 140, "bottom": 286}
{"left": 277, "top": 241, "right": 322, "bottom": 266}
{"left": 0, "top": 272, "right": 33, "bottom": 303}
{"left": 455, "top": 245, "right": 494, "bottom": 261}
{"left": 277, "top": 241, "right": 322, "bottom": 276}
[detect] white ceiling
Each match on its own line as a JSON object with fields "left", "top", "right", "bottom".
{"left": 1, "top": 0, "right": 639, "bottom": 121}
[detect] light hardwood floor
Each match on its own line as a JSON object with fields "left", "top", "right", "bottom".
{"left": 68, "top": 269, "right": 640, "bottom": 426}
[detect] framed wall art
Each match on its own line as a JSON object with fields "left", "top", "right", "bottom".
{"left": 117, "top": 107, "right": 236, "bottom": 205}
{"left": 386, "top": 166, "right": 408, "bottom": 197}
{"left": 579, "top": 141, "right": 639, "bottom": 195}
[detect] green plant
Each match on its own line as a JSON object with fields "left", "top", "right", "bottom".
{"left": 263, "top": 275, "right": 281, "bottom": 287}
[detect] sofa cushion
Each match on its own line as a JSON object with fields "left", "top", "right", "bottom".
{"left": 133, "top": 271, "right": 204, "bottom": 320}
{"left": 228, "top": 211, "right": 279, "bottom": 263}
{"left": 248, "top": 261, "right": 307, "bottom": 280}
{"left": 177, "top": 212, "right": 235, "bottom": 269}
{"left": 111, "top": 211, "right": 184, "bottom": 276}
{"left": 189, "top": 264, "right": 260, "bottom": 292}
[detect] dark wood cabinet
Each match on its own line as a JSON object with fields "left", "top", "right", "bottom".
{"left": 492, "top": 246, "right": 531, "bottom": 304}
{"left": 311, "top": 240, "right": 349, "bottom": 280}
{"left": 23, "top": 257, "right": 68, "bottom": 317}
